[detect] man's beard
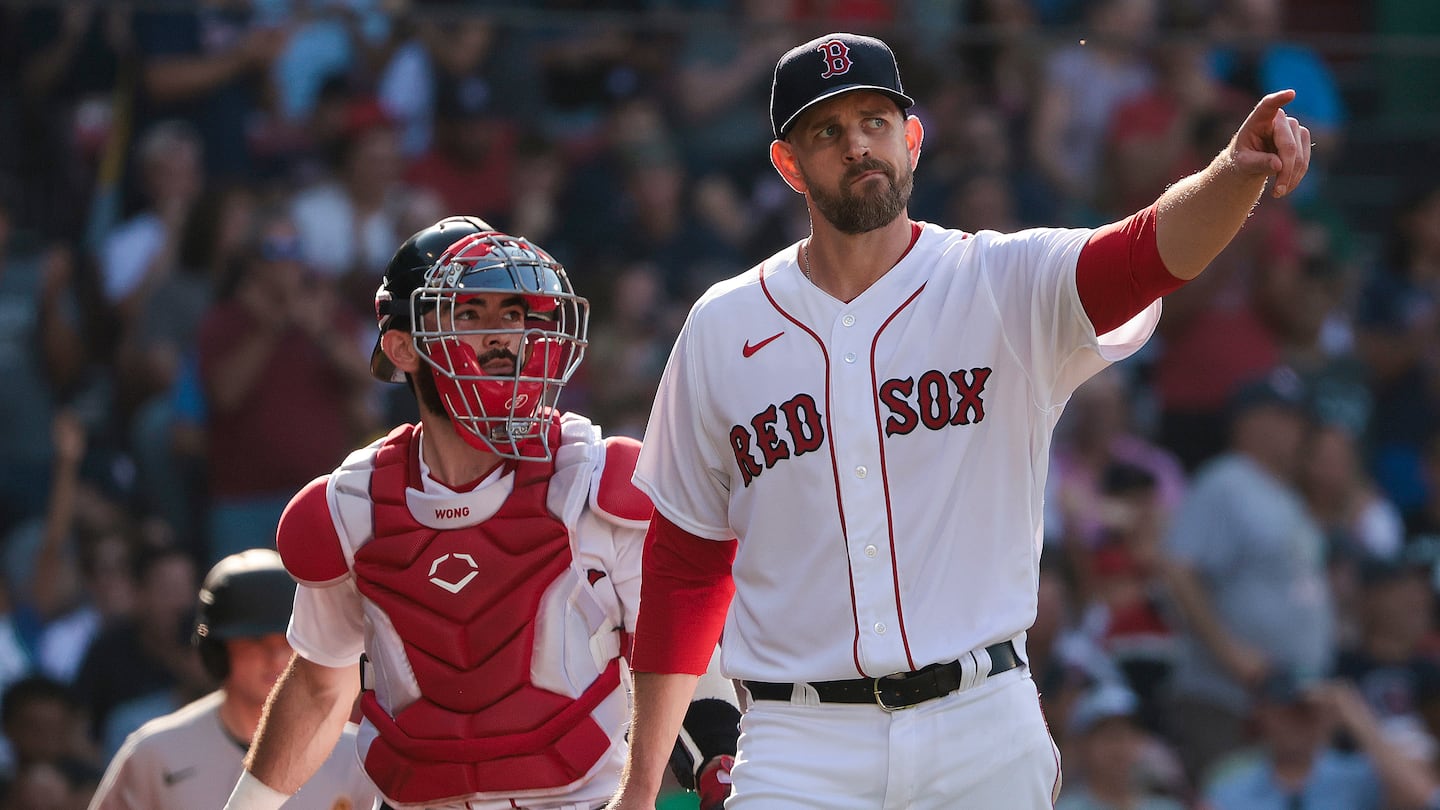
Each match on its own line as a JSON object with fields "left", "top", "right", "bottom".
{"left": 411, "top": 366, "right": 451, "bottom": 423}
{"left": 410, "top": 346, "right": 521, "bottom": 424}
{"left": 804, "top": 157, "right": 913, "bottom": 234}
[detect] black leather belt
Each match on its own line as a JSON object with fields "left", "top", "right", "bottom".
{"left": 743, "top": 640, "right": 1021, "bottom": 711}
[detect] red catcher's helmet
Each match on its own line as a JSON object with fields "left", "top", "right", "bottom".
{"left": 407, "top": 231, "right": 588, "bottom": 460}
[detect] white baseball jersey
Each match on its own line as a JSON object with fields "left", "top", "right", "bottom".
{"left": 634, "top": 223, "right": 1160, "bottom": 683}
{"left": 89, "top": 690, "right": 378, "bottom": 810}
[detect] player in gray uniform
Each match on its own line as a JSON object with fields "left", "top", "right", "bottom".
{"left": 89, "top": 549, "right": 379, "bottom": 810}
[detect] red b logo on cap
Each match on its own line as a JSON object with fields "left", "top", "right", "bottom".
{"left": 817, "top": 40, "right": 852, "bottom": 78}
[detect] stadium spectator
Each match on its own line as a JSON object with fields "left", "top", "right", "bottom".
{"left": 197, "top": 208, "right": 373, "bottom": 564}
{"left": 128, "top": 184, "right": 258, "bottom": 542}
{"left": 96, "top": 120, "right": 204, "bottom": 331}
{"left": 6, "top": 3, "right": 133, "bottom": 243}
{"left": 1100, "top": 37, "right": 1252, "bottom": 219}
{"left": 131, "top": 1, "right": 289, "bottom": 179}
{"left": 0, "top": 676, "right": 95, "bottom": 791}
{"left": 1303, "top": 422, "right": 1407, "bottom": 563}
{"left": 1056, "top": 682, "right": 1186, "bottom": 810}
{"left": 290, "top": 99, "right": 408, "bottom": 311}
{"left": 72, "top": 544, "right": 206, "bottom": 759}
{"left": 1355, "top": 179, "right": 1440, "bottom": 516}
{"left": 1333, "top": 556, "right": 1440, "bottom": 762}
{"left": 1162, "top": 368, "right": 1335, "bottom": 785}
{"left": 0, "top": 185, "right": 88, "bottom": 539}
{"left": 1029, "top": 0, "right": 1157, "bottom": 222}
{"left": 1149, "top": 197, "right": 1302, "bottom": 471}
{"left": 1205, "top": 673, "right": 1440, "bottom": 810}
{"left": 1206, "top": 0, "right": 1347, "bottom": 186}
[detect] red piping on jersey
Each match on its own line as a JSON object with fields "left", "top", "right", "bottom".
{"left": 758, "top": 260, "right": 865, "bottom": 676}
{"left": 1040, "top": 696, "right": 1062, "bottom": 806}
{"left": 868, "top": 281, "right": 928, "bottom": 672}
{"left": 902, "top": 222, "right": 923, "bottom": 256}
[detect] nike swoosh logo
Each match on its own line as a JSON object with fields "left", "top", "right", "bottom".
{"left": 743, "top": 332, "right": 785, "bottom": 358}
{"left": 163, "top": 766, "right": 197, "bottom": 786}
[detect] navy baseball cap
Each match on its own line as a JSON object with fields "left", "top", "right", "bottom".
{"left": 770, "top": 33, "right": 914, "bottom": 139}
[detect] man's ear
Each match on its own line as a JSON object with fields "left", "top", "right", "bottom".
{"left": 905, "top": 115, "right": 924, "bottom": 169}
{"left": 770, "top": 140, "right": 807, "bottom": 194}
{"left": 381, "top": 330, "right": 422, "bottom": 375}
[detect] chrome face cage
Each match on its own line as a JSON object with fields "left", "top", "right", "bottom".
{"left": 406, "top": 234, "right": 590, "bottom": 459}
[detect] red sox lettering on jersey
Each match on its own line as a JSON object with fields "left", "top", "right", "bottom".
{"left": 729, "top": 367, "right": 992, "bottom": 486}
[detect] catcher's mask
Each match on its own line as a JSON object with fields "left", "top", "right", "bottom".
{"left": 399, "top": 231, "right": 588, "bottom": 460}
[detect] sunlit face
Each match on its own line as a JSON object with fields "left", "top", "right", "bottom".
{"left": 423, "top": 291, "right": 529, "bottom": 376}
{"left": 785, "top": 92, "right": 916, "bottom": 234}
{"left": 225, "top": 633, "right": 293, "bottom": 705}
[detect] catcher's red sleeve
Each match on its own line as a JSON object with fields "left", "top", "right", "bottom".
{"left": 1076, "top": 203, "right": 1185, "bottom": 335}
{"left": 630, "top": 513, "right": 736, "bottom": 675}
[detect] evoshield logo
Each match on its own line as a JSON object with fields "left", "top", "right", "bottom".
{"left": 429, "top": 552, "right": 479, "bottom": 594}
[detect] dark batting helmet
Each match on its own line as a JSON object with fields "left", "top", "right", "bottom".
{"left": 193, "top": 549, "right": 297, "bottom": 682}
{"left": 370, "top": 215, "right": 497, "bottom": 383}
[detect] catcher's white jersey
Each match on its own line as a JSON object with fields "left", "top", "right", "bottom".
{"left": 635, "top": 223, "right": 1160, "bottom": 683}
{"left": 90, "top": 691, "right": 378, "bottom": 810}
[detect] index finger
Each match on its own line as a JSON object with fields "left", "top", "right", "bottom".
{"left": 1240, "top": 89, "right": 1297, "bottom": 133}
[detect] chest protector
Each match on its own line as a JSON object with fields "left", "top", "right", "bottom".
{"left": 351, "top": 422, "right": 621, "bottom": 805}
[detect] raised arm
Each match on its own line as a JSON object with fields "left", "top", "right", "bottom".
{"left": 224, "top": 654, "right": 359, "bottom": 809}
{"left": 1318, "top": 679, "right": 1440, "bottom": 810}
{"left": 1155, "top": 89, "right": 1311, "bottom": 280}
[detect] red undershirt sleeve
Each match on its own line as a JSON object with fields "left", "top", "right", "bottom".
{"left": 1075, "top": 203, "right": 1186, "bottom": 336}
{"left": 629, "top": 512, "right": 737, "bottom": 675}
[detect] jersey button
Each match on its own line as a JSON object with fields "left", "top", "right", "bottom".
{"left": 842, "top": 314, "right": 856, "bottom": 327}
{"left": 874, "top": 622, "right": 886, "bottom": 634}
{"left": 855, "top": 465, "right": 868, "bottom": 478}
{"left": 864, "top": 544, "right": 878, "bottom": 558}
{"left": 844, "top": 352, "right": 856, "bottom": 364}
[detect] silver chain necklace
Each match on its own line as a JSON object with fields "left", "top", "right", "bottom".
{"left": 802, "top": 241, "right": 813, "bottom": 280}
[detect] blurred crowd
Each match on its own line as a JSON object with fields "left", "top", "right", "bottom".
{"left": 0, "top": 0, "right": 1438, "bottom": 808}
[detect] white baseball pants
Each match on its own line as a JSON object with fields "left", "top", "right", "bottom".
{"left": 728, "top": 669, "right": 1061, "bottom": 809}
